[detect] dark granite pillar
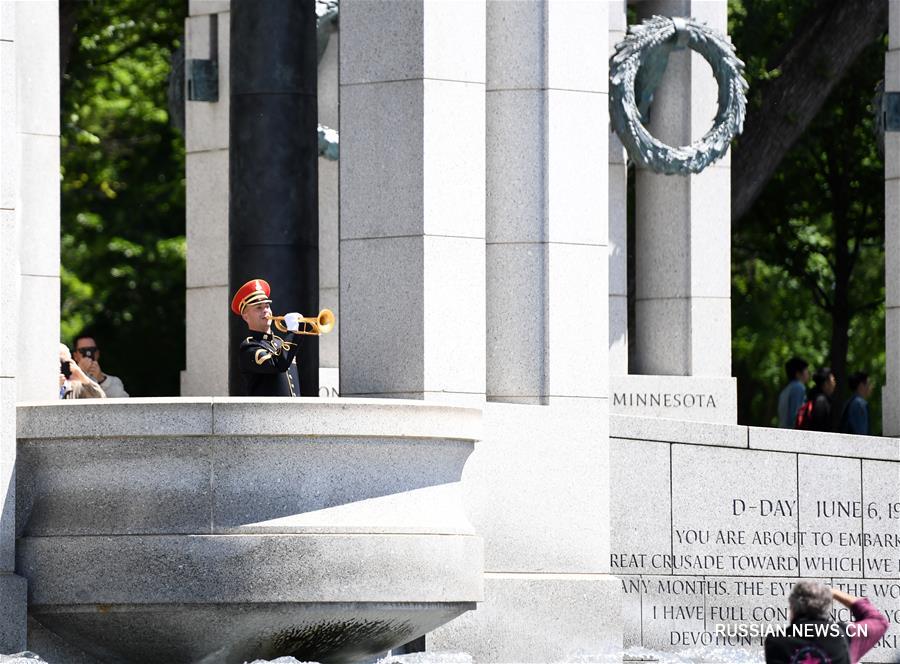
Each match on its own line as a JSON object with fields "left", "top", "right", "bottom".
{"left": 229, "top": 0, "right": 319, "bottom": 396}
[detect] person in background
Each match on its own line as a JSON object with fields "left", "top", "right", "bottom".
{"left": 840, "top": 371, "right": 872, "bottom": 435}
{"left": 59, "top": 343, "right": 105, "bottom": 399}
{"left": 777, "top": 357, "right": 809, "bottom": 428}
{"left": 804, "top": 366, "right": 837, "bottom": 432}
{"left": 73, "top": 331, "right": 129, "bottom": 397}
{"left": 764, "top": 581, "right": 888, "bottom": 664}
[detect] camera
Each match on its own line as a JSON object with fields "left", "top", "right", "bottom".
{"left": 60, "top": 360, "right": 71, "bottom": 378}
{"left": 82, "top": 348, "right": 95, "bottom": 359}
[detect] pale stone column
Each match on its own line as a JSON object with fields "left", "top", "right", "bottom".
{"left": 15, "top": 1, "right": 59, "bottom": 402}
{"left": 318, "top": 30, "right": 340, "bottom": 395}
{"left": 0, "top": 0, "right": 59, "bottom": 649}
{"left": 632, "top": 0, "right": 731, "bottom": 378}
{"left": 0, "top": 2, "right": 25, "bottom": 650}
{"left": 339, "top": 0, "right": 486, "bottom": 404}
{"left": 181, "top": 3, "right": 230, "bottom": 396}
{"left": 427, "top": 2, "right": 621, "bottom": 660}
{"left": 609, "top": 0, "right": 629, "bottom": 376}
{"left": 484, "top": 1, "right": 608, "bottom": 404}
{"left": 182, "top": 0, "right": 341, "bottom": 396}
{"left": 884, "top": 1, "right": 900, "bottom": 435}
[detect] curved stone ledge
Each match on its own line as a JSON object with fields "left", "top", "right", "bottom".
{"left": 18, "top": 434, "right": 474, "bottom": 537}
{"left": 15, "top": 399, "right": 483, "bottom": 663}
{"left": 17, "top": 397, "right": 483, "bottom": 441}
{"left": 20, "top": 534, "right": 483, "bottom": 605}
{"left": 31, "top": 602, "right": 475, "bottom": 664}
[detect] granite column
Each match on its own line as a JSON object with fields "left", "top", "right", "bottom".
{"left": 633, "top": 0, "right": 731, "bottom": 379}
{"left": 623, "top": 0, "right": 736, "bottom": 423}
{"left": 609, "top": 0, "right": 629, "bottom": 376}
{"left": 0, "top": 0, "right": 59, "bottom": 649}
{"left": 182, "top": 3, "right": 230, "bottom": 396}
{"left": 483, "top": 1, "right": 608, "bottom": 405}
{"left": 339, "top": 0, "right": 486, "bottom": 404}
{"left": 229, "top": 0, "right": 319, "bottom": 396}
{"left": 427, "top": 2, "right": 621, "bottom": 659}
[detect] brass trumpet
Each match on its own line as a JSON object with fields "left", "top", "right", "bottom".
{"left": 267, "top": 309, "right": 336, "bottom": 336}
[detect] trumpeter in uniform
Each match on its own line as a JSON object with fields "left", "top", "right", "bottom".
{"left": 231, "top": 278, "right": 303, "bottom": 396}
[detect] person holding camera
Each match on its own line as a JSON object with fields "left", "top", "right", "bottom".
{"left": 59, "top": 343, "right": 106, "bottom": 399}
{"left": 73, "top": 332, "right": 129, "bottom": 398}
{"left": 764, "top": 581, "right": 888, "bottom": 664}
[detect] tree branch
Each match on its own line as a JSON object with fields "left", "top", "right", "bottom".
{"left": 731, "top": 0, "right": 888, "bottom": 224}
{"left": 784, "top": 247, "right": 832, "bottom": 312}
{"left": 90, "top": 36, "right": 153, "bottom": 68}
{"left": 850, "top": 298, "right": 885, "bottom": 314}
{"left": 59, "top": 0, "right": 80, "bottom": 81}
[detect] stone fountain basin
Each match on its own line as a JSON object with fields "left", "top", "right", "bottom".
{"left": 15, "top": 398, "right": 483, "bottom": 664}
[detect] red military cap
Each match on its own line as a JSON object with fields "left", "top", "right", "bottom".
{"left": 231, "top": 278, "right": 272, "bottom": 315}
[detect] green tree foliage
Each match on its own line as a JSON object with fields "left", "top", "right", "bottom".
{"left": 730, "top": 1, "right": 885, "bottom": 429}
{"left": 61, "top": 0, "right": 187, "bottom": 396}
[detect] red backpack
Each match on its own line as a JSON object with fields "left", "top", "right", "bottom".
{"left": 795, "top": 400, "right": 815, "bottom": 430}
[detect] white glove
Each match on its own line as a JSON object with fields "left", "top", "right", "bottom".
{"left": 283, "top": 312, "right": 301, "bottom": 332}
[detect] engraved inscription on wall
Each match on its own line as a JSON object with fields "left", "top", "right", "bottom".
{"left": 613, "top": 392, "right": 718, "bottom": 409}
{"left": 610, "top": 441, "right": 899, "bottom": 661}
{"left": 612, "top": 496, "right": 900, "bottom": 657}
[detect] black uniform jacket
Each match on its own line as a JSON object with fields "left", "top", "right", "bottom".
{"left": 238, "top": 329, "right": 301, "bottom": 396}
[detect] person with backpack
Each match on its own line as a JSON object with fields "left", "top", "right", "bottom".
{"left": 777, "top": 357, "right": 809, "bottom": 428}
{"left": 764, "top": 581, "right": 888, "bottom": 664}
{"left": 796, "top": 367, "right": 836, "bottom": 431}
{"left": 839, "top": 371, "right": 873, "bottom": 435}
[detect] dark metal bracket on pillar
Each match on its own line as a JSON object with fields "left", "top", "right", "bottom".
{"left": 186, "top": 14, "right": 219, "bottom": 102}
{"left": 187, "top": 59, "right": 218, "bottom": 102}
{"left": 884, "top": 92, "right": 900, "bottom": 131}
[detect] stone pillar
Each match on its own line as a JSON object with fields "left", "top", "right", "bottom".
{"left": 885, "top": 1, "right": 900, "bottom": 435}
{"left": 0, "top": 0, "right": 59, "bottom": 649}
{"left": 484, "top": 1, "right": 608, "bottom": 405}
{"left": 14, "top": 0, "right": 59, "bottom": 402}
{"left": 183, "top": 0, "right": 340, "bottom": 397}
{"left": 317, "top": 29, "right": 340, "bottom": 395}
{"left": 339, "top": 0, "right": 485, "bottom": 405}
{"left": 632, "top": 0, "right": 731, "bottom": 378}
{"left": 610, "top": 0, "right": 736, "bottom": 424}
{"left": 609, "top": 0, "right": 628, "bottom": 376}
{"left": 182, "top": 2, "right": 231, "bottom": 396}
{"left": 0, "top": 2, "right": 25, "bottom": 650}
{"left": 229, "top": 0, "right": 319, "bottom": 397}
{"left": 428, "top": 2, "right": 621, "bottom": 660}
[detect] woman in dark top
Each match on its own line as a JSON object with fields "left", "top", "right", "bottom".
{"left": 804, "top": 367, "right": 836, "bottom": 432}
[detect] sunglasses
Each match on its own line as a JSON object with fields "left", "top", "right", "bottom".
{"left": 75, "top": 346, "right": 98, "bottom": 355}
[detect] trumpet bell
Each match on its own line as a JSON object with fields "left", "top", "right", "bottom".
{"left": 317, "top": 309, "right": 335, "bottom": 334}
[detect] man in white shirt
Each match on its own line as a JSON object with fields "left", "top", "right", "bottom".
{"left": 73, "top": 332, "right": 130, "bottom": 398}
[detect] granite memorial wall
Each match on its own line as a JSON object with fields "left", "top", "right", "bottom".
{"left": 610, "top": 415, "right": 900, "bottom": 662}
